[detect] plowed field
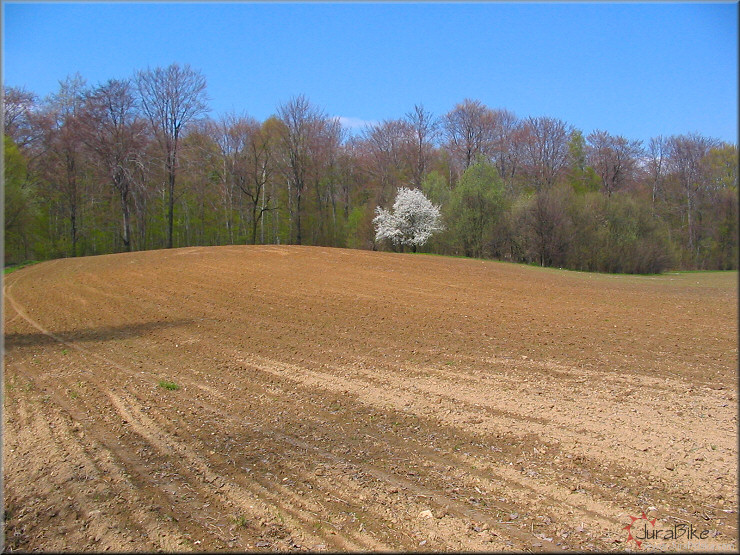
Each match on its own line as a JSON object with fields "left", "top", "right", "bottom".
{"left": 3, "top": 245, "right": 738, "bottom": 552}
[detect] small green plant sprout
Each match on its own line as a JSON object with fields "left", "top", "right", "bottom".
{"left": 158, "top": 380, "right": 180, "bottom": 391}
{"left": 62, "top": 348, "right": 69, "bottom": 355}
{"left": 231, "top": 515, "right": 248, "bottom": 527}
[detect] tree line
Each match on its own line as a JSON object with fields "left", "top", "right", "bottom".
{"left": 4, "top": 63, "right": 738, "bottom": 273}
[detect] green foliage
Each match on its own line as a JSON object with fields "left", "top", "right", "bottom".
{"left": 705, "top": 144, "right": 738, "bottom": 191}
{"left": 694, "top": 187, "right": 738, "bottom": 270}
{"left": 4, "top": 135, "right": 40, "bottom": 264}
{"left": 4, "top": 135, "right": 27, "bottom": 184}
{"left": 564, "top": 193, "right": 674, "bottom": 273}
{"left": 3, "top": 260, "right": 39, "bottom": 274}
{"left": 449, "top": 161, "right": 505, "bottom": 258}
{"left": 565, "top": 193, "right": 608, "bottom": 271}
{"left": 601, "top": 194, "right": 673, "bottom": 274}
{"left": 421, "top": 171, "right": 451, "bottom": 206}
{"left": 568, "top": 130, "right": 587, "bottom": 171}
{"left": 567, "top": 130, "right": 600, "bottom": 194}
{"left": 420, "top": 171, "right": 457, "bottom": 254}
{"left": 578, "top": 166, "right": 601, "bottom": 195}
{"left": 345, "top": 205, "right": 369, "bottom": 249}
{"left": 158, "top": 380, "right": 180, "bottom": 391}
{"left": 491, "top": 194, "right": 527, "bottom": 262}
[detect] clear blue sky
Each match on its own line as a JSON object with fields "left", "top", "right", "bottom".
{"left": 3, "top": 1, "right": 738, "bottom": 144}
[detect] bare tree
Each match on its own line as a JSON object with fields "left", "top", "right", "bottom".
{"left": 520, "top": 116, "right": 572, "bottom": 191}
{"left": 130, "top": 140, "right": 157, "bottom": 250}
{"left": 404, "top": 104, "right": 438, "bottom": 188}
{"left": 277, "top": 94, "right": 335, "bottom": 245}
{"left": 647, "top": 135, "right": 669, "bottom": 212}
{"left": 81, "top": 79, "right": 146, "bottom": 251}
{"left": 442, "top": 99, "right": 496, "bottom": 174}
{"left": 332, "top": 135, "right": 365, "bottom": 229}
{"left": 527, "top": 188, "right": 572, "bottom": 267}
{"left": 37, "top": 74, "right": 88, "bottom": 256}
{"left": 586, "top": 130, "right": 643, "bottom": 196}
{"left": 311, "top": 116, "right": 343, "bottom": 244}
{"left": 3, "top": 86, "right": 38, "bottom": 147}
{"left": 206, "top": 114, "right": 251, "bottom": 244}
{"left": 360, "top": 118, "right": 413, "bottom": 202}
{"left": 489, "top": 109, "right": 522, "bottom": 190}
{"left": 229, "top": 117, "right": 276, "bottom": 245}
{"left": 667, "top": 133, "right": 719, "bottom": 256}
{"left": 136, "top": 63, "right": 209, "bottom": 248}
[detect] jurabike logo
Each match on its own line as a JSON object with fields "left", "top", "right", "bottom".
{"left": 624, "top": 512, "right": 655, "bottom": 548}
{"left": 624, "top": 512, "right": 711, "bottom": 548}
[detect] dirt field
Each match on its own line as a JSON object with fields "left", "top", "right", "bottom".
{"left": 3, "top": 245, "right": 738, "bottom": 552}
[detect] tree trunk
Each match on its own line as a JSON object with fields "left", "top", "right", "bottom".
{"left": 287, "top": 180, "right": 293, "bottom": 243}
{"left": 296, "top": 191, "right": 302, "bottom": 245}
{"left": 251, "top": 201, "right": 259, "bottom": 245}
{"left": 260, "top": 181, "right": 266, "bottom": 244}
{"left": 167, "top": 162, "right": 175, "bottom": 249}
{"left": 70, "top": 203, "right": 78, "bottom": 257}
{"left": 687, "top": 189, "right": 694, "bottom": 257}
{"left": 67, "top": 155, "right": 78, "bottom": 257}
{"left": 121, "top": 187, "right": 132, "bottom": 252}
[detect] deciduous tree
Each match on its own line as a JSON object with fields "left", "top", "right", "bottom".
{"left": 520, "top": 116, "right": 571, "bottom": 191}
{"left": 3, "top": 86, "right": 37, "bottom": 148}
{"left": 489, "top": 108, "right": 522, "bottom": 191}
{"left": 373, "top": 187, "right": 443, "bottom": 252}
{"left": 666, "top": 133, "right": 719, "bottom": 258}
{"left": 136, "top": 63, "right": 209, "bottom": 248}
{"left": 646, "top": 135, "right": 669, "bottom": 212}
{"left": 4, "top": 135, "right": 38, "bottom": 262}
{"left": 37, "top": 74, "right": 88, "bottom": 256}
{"left": 277, "top": 95, "right": 337, "bottom": 245}
{"left": 586, "top": 130, "right": 643, "bottom": 196}
{"left": 81, "top": 78, "right": 146, "bottom": 251}
{"left": 233, "top": 117, "right": 277, "bottom": 245}
{"left": 449, "top": 160, "right": 504, "bottom": 258}
{"left": 405, "top": 104, "right": 438, "bottom": 188}
{"left": 360, "top": 118, "right": 413, "bottom": 202}
{"left": 443, "top": 99, "right": 496, "bottom": 175}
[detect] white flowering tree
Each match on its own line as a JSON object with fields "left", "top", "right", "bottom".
{"left": 373, "top": 187, "right": 444, "bottom": 252}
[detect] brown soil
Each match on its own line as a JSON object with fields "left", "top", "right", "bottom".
{"left": 3, "top": 245, "right": 738, "bottom": 552}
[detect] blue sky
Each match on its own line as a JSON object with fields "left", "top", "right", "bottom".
{"left": 3, "top": 2, "right": 738, "bottom": 144}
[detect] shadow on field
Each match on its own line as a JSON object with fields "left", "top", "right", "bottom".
{"left": 4, "top": 319, "right": 196, "bottom": 349}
